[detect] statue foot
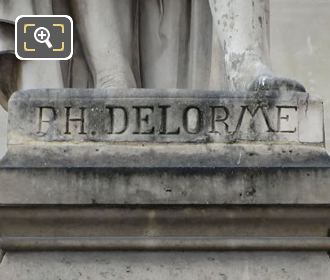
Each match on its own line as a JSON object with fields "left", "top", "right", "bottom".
{"left": 248, "top": 75, "right": 306, "bottom": 92}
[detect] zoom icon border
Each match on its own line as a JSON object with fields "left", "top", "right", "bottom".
{"left": 15, "top": 15, "right": 73, "bottom": 60}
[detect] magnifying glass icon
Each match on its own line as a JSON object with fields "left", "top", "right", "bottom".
{"left": 34, "top": 27, "right": 53, "bottom": 49}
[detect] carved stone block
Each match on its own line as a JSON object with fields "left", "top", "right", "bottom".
{"left": 6, "top": 89, "right": 324, "bottom": 145}
{"left": 0, "top": 89, "right": 329, "bottom": 205}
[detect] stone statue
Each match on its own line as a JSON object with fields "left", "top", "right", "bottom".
{"left": 0, "top": 0, "right": 305, "bottom": 110}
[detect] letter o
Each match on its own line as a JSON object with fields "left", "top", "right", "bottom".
{"left": 183, "top": 106, "right": 203, "bottom": 134}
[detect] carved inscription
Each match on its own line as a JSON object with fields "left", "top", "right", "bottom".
{"left": 65, "top": 107, "right": 87, "bottom": 135}
{"left": 7, "top": 89, "right": 324, "bottom": 145}
{"left": 35, "top": 101, "right": 298, "bottom": 143}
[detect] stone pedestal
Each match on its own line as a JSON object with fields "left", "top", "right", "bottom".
{"left": 0, "top": 89, "right": 329, "bottom": 279}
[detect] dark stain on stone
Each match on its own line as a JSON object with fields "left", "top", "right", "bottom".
{"left": 245, "top": 185, "right": 256, "bottom": 197}
{"left": 220, "top": 273, "right": 228, "bottom": 280}
{"left": 165, "top": 187, "right": 172, "bottom": 193}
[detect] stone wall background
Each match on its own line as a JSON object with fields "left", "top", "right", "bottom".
{"left": 271, "top": 0, "right": 330, "bottom": 150}
{"left": 0, "top": 0, "right": 329, "bottom": 157}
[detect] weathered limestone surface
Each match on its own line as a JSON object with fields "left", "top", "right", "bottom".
{"left": 6, "top": 89, "right": 324, "bottom": 145}
{"left": 1, "top": 252, "right": 330, "bottom": 280}
{"left": 0, "top": 89, "right": 329, "bottom": 204}
{"left": 0, "top": 89, "right": 329, "bottom": 279}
